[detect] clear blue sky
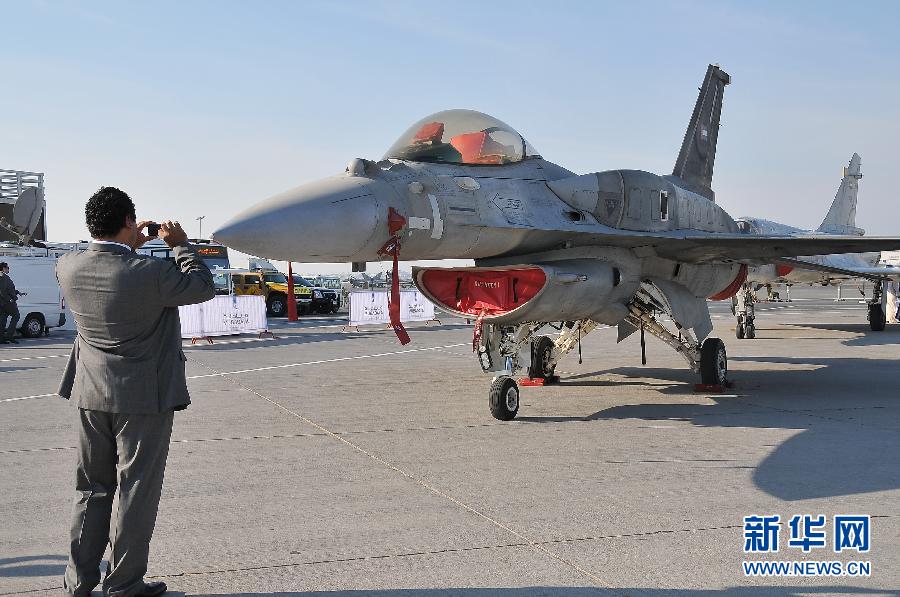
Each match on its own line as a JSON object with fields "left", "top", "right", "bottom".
{"left": 3, "top": 0, "right": 899, "bottom": 272}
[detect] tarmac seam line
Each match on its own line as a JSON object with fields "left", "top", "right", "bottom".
{"left": 187, "top": 353, "right": 616, "bottom": 590}
{"left": 140, "top": 524, "right": 749, "bottom": 582}
{"left": 184, "top": 342, "right": 469, "bottom": 379}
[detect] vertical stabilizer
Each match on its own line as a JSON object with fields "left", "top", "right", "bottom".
{"left": 817, "top": 153, "right": 864, "bottom": 235}
{"left": 672, "top": 64, "right": 731, "bottom": 201}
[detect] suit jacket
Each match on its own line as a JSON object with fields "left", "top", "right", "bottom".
{"left": 0, "top": 273, "right": 17, "bottom": 309}
{"left": 56, "top": 242, "right": 215, "bottom": 413}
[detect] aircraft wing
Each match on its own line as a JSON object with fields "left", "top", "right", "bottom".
{"left": 568, "top": 229, "right": 900, "bottom": 263}
{"left": 774, "top": 257, "right": 900, "bottom": 282}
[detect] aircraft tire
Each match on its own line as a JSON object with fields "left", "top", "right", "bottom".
{"left": 700, "top": 338, "right": 728, "bottom": 386}
{"left": 869, "top": 304, "right": 886, "bottom": 332}
{"left": 528, "top": 336, "right": 556, "bottom": 380}
{"left": 735, "top": 322, "right": 745, "bottom": 339}
{"left": 489, "top": 376, "right": 519, "bottom": 421}
{"left": 745, "top": 324, "right": 756, "bottom": 339}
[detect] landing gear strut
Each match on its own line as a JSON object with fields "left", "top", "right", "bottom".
{"left": 733, "top": 283, "right": 756, "bottom": 340}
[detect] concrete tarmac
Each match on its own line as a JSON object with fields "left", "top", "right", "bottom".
{"left": 1, "top": 286, "right": 898, "bottom": 596}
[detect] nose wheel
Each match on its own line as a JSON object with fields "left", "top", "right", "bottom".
{"left": 489, "top": 376, "right": 520, "bottom": 421}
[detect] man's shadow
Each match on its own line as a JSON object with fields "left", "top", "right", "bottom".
{"left": 0, "top": 554, "right": 67, "bottom": 577}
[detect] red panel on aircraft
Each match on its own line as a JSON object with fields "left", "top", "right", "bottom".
{"left": 709, "top": 264, "right": 748, "bottom": 301}
{"left": 420, "top": 268, "right": 547, "bottom": 315}
{"left": 775, "top": 264, "right": 794, "bottom": 278}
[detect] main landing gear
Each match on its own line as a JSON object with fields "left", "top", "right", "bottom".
{"left": 868, "top": 281, "right": 886, "bottom": 332}
{"left": 732, "top": 282, "right": 756, "bottom": 340}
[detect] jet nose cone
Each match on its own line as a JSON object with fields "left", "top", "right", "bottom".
{"left": 213, "top": 176, "right": 385, "bottom": 262}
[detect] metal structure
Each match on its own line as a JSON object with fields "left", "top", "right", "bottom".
{"left": 213, "top": 65, "right": 900, "bottom": 420}
{"left": 0, "top": 169, "right": 46, "bottom": 243}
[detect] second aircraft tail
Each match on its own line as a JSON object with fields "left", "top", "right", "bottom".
{"left": 817, "top": 153, "right": 864, "bottom": 236}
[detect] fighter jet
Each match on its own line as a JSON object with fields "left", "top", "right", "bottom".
{"left": 731, "top": 153, "right": 900, "bottom": 338}
{"left": 214, "top": 64, "right": 900, "bottom": 420}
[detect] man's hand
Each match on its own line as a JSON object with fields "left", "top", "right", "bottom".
{"left": 159, "top": 221, "right": 189, "bottom": 248}
{"left": 132, "top": 220, "right": 155, "bottom": 250}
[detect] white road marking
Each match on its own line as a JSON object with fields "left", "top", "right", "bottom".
{"left": 1, "top": 342, "right": 471, "bottom": 403}
{"left": 0, "top": 353, "right": 68, "bottom": 364}
{"left": 0, "top": 322, "right": 368, "bottom": 364}
{"left": 1, "top": 393, "right": 57, "bottom": 403}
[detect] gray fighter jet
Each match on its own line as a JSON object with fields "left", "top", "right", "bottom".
{"left": 214, "top": 65, "right": 900, "bottom": 420}
{"left": 731, "top": 153, "right": 900, "bottom": 337}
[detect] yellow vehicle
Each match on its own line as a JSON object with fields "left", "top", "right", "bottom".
{"left": 230, "top": 270, "right": 311, "bottom": 316}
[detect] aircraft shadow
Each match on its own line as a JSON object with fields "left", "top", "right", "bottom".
{"left": 0, "top": 554, "right": 67, "bottom": 577}
{"left": 518, "top": 357, "right": 900, "bottom": 501}
{"left": 781, "top": 322, "right": 900, "bottom": 346}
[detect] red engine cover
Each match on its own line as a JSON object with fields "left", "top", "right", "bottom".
{"left": 420, "top": 268, "right": 547, "bottom": 316}
{"left": 775, "top": 264, "right": 794, "bottom": 278}
{"left": 709, "top": 264, "right": 748, "bottom": 301}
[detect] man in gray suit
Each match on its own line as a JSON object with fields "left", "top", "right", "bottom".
{"left": 0, "top": 261, "right": 26, "bottom": 344}
{"left": 57, "top": 187, "right": 215, "bottom": 597}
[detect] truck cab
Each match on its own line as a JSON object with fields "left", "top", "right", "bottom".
{"left": 231, "top": 269, "right": 311, "bottom": 316}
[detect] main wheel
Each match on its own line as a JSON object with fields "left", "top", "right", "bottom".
{"left": 528, "top": 336, "right": 556, "bottom": 380}
{"left": 869, "top": 304, "right": 886, "bottom": 331}
{"left": 735, "top": 321, "right": 745, "bottom": 339}
{"left": 489, "top": 376, "right": 520, "bottom": 421}
{"left": 21, "top": 314, "right": 44, "bottom": 338}
{"left": 267, "top": 295, "right": 287, "bottom": 317}
{"left": 699, "top": 337, "right": 728, "bottom": 386}
{"left": 745, "top": 322, "right": 756, "bottom": 339}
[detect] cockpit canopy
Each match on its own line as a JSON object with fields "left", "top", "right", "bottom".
{"left": 383, "top": 109, "right": 540, "bottom": 166}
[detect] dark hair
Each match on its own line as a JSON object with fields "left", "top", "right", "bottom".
{"left": 85, "top": 187, "right": 136, "bottom": 238}
{"left": 0, "top": 262, "right": 7, "bottom": 270}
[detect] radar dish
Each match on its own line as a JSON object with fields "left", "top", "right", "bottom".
{"left": 13, "top": 187, "right": 44, "bottom": 235}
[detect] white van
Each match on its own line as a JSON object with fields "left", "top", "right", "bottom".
{"left": 2, "top": 256, "right": 67, "bottom": 337}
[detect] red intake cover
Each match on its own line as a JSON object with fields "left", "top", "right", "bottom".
{"left": 420, "top": 268, "right": 547, "bottom": 316}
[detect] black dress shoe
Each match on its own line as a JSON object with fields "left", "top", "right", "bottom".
{"left": 135, "top": 582, "right": 167, "bottom": 597}
{"left": 7, "top": 339, "right": 18, "bottom": 344}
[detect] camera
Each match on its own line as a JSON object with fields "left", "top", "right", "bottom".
{"left": 146, "top": 223, "right": 161, "bottom": 238}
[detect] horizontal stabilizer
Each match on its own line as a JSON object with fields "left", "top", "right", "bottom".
{"left": 776, "top": 257, "right": 900, "bottom": 281}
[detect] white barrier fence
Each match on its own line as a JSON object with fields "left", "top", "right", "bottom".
{"left": 179, "top": 295, "right": 268, "bottom": 338}
{"left": 349, "top": 290, "right": 437, "bottom": 327}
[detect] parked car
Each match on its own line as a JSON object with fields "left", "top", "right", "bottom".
{"left": 293, "top": 275, "right": 341, "bottom": 313}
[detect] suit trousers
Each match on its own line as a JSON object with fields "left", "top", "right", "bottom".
{"left": 0, "top": 302, "right": 18, "bottom": 339}
{"left": 63, "top": 408, "right": 174, "bottom": 597}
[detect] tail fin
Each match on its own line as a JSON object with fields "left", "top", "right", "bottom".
{"left": 817, "top": 153, "right": 864, "bottom": 235}
{"left": 672, "top": 64, "right": 731, "bottom": 201}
